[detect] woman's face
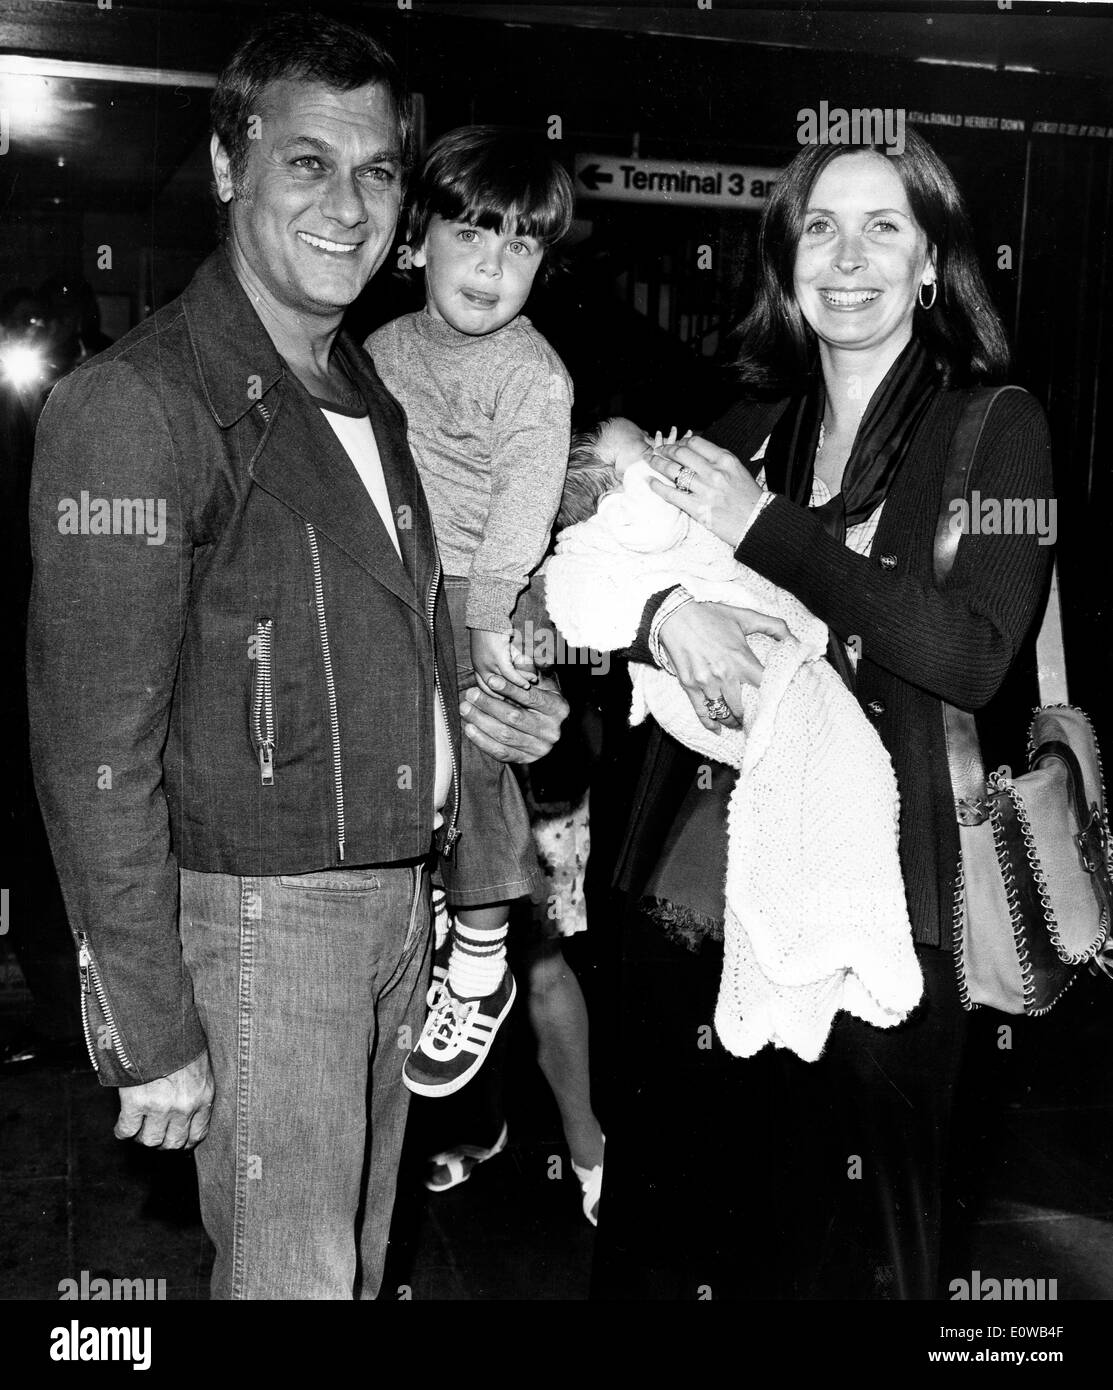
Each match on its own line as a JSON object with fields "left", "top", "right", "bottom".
{"left": 792, "top": 151, "right": 935, "bottom": 360}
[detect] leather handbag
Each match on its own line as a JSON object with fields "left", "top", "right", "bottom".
{"left": 933, "top": 387, "right": 1113, "bottom": 1015}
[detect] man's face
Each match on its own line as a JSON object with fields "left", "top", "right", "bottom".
{"left": 212, "top": 78, "right": 403, "bottom": 318}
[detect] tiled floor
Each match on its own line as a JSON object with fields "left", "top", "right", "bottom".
{"left": 2, "top": 951, "right": 1111, "bottom": 1302}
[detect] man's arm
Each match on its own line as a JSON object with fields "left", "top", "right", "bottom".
{"left": 27, "top": 360, "right": 208, "bottom": 1091}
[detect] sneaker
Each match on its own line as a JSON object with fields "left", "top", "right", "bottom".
{"left": 402, "top": 968, "right": 517, "bottom": 1098}
{"left": 425, "top": 1122, "right": 509, "bottom": 1192}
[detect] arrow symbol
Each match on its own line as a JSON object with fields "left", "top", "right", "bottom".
{"left": 578, "top": 163, "right": 613, "bottom": 192}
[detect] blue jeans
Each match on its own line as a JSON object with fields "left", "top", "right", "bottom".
{"left": 179, "top": 861, "right": 431, "bottom": 1299}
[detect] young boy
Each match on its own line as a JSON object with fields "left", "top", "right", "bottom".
{"left": 368, "top": 127, "right": 575, "bottom": 1097}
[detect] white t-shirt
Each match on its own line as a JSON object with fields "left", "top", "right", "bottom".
{"left": 318, "top": 402, "right": 454, "bottom": 825}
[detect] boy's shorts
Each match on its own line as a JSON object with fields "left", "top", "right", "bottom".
{"left": 438, "top": 576, "right": 545, "bottom": 909}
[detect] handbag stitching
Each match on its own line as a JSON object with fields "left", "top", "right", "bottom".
{"left": 987, "top": 791, "right": 1040, "bottom": 1014}
{"left": 1021, "top": 704, "right": 1112, "bottom": 965}
{"left": 1004, "top": 775, "right": 1110, "bottom": 968}
{"left": 950, "top": 852, "right": 976, "bottom": 1012}
{"left": 996, "top": 781, "right": 1082, "bottom": 1015}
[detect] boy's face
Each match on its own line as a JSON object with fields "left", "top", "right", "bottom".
{"left": 414, "top": 215, "right": 542, "bottom": 335}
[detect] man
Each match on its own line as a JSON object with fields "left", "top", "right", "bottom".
{"left": 27, "top": 13, "right": 565, "bottom": 1301}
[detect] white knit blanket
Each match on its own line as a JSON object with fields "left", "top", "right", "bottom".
{"left": 545, "top": 466, "right": 922, "bottom": 1060}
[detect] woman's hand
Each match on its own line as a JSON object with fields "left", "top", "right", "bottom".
{"left": 647, "top": 434, "right": 765, "bottom": 548}
{"left": 659, "top": 601, "right": 789, "bottom": 732}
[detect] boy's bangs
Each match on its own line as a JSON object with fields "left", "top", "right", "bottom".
{"left": 433, "top": 187, "right": 563, "bottom": 244}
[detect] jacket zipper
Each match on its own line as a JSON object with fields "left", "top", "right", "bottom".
{"left": 305, "top": 522, "right": 346, "bottom": 862}
{"left": 427, "top": 564, "right": 461, "bottom": 849}
{"left": 252, "top": 617, "right": 276, "bottom": 785}
{"left": 77, "top": 932, "right": 135, "bottom": 1073}
{"left": 253, "top": 398, "right": 445, "bottom": 859}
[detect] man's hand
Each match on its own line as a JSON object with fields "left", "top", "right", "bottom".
{"left": 659, "top": 601, "right": 789, "bottom": 732}
{"left": 114, "top": 1050, "right": 214, "bottom": 1150}
{"left": 460, "top": 672, "right": 568, "bottom": 764}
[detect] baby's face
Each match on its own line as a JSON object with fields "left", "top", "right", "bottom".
{"left": 600, "top": 418, "right": 656, "bottom": 477}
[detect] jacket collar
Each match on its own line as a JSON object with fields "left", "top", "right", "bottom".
{"left": 249, "top": 337, "right": 438, "bottom": 614}
{"left": 181, "top": 244, "right": 287, "bottom": 428}
{"left": 181, "top": 246, "right": 439, "bottom": 614}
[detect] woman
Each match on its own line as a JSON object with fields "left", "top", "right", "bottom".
{"left": 588, "top": 130, "right": 1054, "bottom": 1300}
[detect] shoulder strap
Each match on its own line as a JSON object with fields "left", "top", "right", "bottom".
{"left": 933, "top": 383, "right": 1065, "bottom": 705}
{"left": 933, "top": 386, "right": 1027, "bottom": 824}
{"left": 932, "top": 385, "right": 1028, "bottom": 586}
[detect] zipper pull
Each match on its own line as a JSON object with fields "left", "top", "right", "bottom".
{"left": 77, "top": 939, "right": 91, "bottom": 994}
{"left": 258, "top": 741, "right": 275, "bottom": 786}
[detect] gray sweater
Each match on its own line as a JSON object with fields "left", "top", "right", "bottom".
{"left": 367, "top": 309, "right": 572, "bottom": 631}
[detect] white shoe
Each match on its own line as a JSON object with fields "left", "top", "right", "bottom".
{"left": 571, "top": 1135, "right": 605, "bottom": 1227}
{"left": 425, "top": 1122, "right": 509, "bottom": 1192}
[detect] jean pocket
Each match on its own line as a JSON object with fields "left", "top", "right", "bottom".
{"left": 278, "top": 868, "right": 383, "bottom": 892}
{"left": 387, "top": 866, "right": 431, "bottom": 985}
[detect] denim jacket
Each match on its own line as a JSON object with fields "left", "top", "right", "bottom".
{"left": 27, "top": 247, "right": 461, "bottom": 1087}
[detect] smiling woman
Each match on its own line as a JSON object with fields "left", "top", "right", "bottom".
{"left": 590, "top": 127, "right": 1054, "bottom": 1301}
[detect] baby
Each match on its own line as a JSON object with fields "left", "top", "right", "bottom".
{"left": 544, "top": 418, "right": 919, "bottom": 1064}
{"left": 558, "top": 417, "right": 691, "bottom": 546}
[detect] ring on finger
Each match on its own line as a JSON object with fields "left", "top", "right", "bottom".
{"left": 673, "top": 464, "right": 696, "bottom": 493}
{"left": 704, "top": 695, "right": 732, "bottom": 722}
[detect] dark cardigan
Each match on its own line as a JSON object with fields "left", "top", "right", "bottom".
{"left": 616, "top": 385, "right": 1055, "bottom": 949}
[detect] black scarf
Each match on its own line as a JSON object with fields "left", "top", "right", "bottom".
{"left": 760, "top": 336, "right": 939, "bottom": 688}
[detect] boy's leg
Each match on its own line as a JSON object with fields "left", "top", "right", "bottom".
{"left": 448, "top": 902, "right": 511, "bottom": 997}
{"left": 402, "top": 900, "right": 517, "bottom": 1099}
{"left": 406, "top": 577, "right": 539, "bottom": 1098}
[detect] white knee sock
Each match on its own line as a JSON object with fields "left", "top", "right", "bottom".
{"left": 448, "top": 920, "right": 508, "bottom": 998}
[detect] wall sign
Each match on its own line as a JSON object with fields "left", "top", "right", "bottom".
{"left": 574, "top": 154, "right": 781, "bottom": 209}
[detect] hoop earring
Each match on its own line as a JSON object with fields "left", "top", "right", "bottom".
{"left": 918, "top": 281, "right": 938, "bottom": 310}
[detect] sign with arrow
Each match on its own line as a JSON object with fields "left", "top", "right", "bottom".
{"left": 574, "top": 154, "right": 781, "bottom": 210}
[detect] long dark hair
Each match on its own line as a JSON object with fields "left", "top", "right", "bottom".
{"left": 734, "top": 127, "right": 1011, "bottom": 391}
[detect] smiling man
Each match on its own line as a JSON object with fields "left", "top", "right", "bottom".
{"left": 26, "top": 13, "right": 566, "bottom": 1300}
